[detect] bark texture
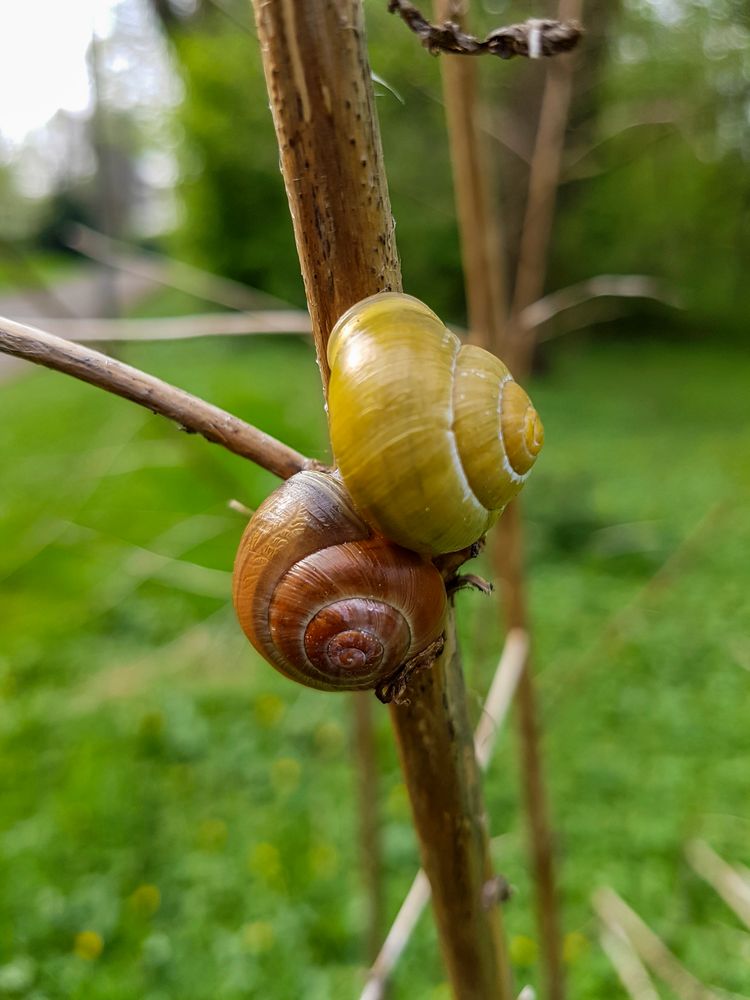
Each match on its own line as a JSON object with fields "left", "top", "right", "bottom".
{"left": 253, "top": 0, "right": 400, "bottom": 392}
{"left": 251, "top": 3, "right": 511, "bottom": 996}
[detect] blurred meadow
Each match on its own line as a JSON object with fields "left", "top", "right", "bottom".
{"left": 1, "top": 1, "right": 749, "bottom": 998}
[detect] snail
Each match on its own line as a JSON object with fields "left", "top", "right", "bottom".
{"left": 232, "top": 470, "right": 447, "bottom": 699}
{"left": 327, "top": 292, "right": 544, "bottom": 556}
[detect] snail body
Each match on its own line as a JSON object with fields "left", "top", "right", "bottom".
{"left": 327, "top": 292, "right": 544, "bottom": 556}
{"left": 232, "top": 470, "right": 447, "bottom": 694}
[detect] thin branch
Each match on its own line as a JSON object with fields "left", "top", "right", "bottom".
{"left": 228, "top": 499, "right": 254, "bottom": 518}
{"left": 474, "top": 628, "right": 529, "bottom": 769}
{"left": 502, "top": 0, "right": 583, "bottom": 369}
{"left": 388, "top": 2, "right": 582, "bottom": 59}
{"left": 433, "top": 0, "right": 507, "bottom": 351}
{"left": 519, "top": 274, "right": 681, "bottom": 334}
{"left": 599, "top": 927, "right": 661, "bottom": 1000}
{"left": 22, "top": 311, "right": 312, "bottom": 342}
{"left": 430, "top": 0, "right": 567, "bottom": 990}
{"left": 593, "top": 888, "right": 723, "bottom": 1000}
{"left": 360, "top": 629, "right": 528, "bottom": 1000}
{"left": 0, "top": 315, "right": 312, "bottom": 480}
{"left": 359, "top": 872, "right": 431, "bottom": 1000}
{"left": 686, "top": 840, "right": 750, "bottom": 931}
{"left": 66, "top": 224, "right": 291, "bottom": 313}
{"left": 353, "top": 690, "right": 387, "bottom": 963}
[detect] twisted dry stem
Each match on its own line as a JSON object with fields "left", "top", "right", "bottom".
{"left": 0, "top": 315, "right": 312, "bottom": 481}
{"left": 389, "top": 1, "right": 582, "bottom": 60}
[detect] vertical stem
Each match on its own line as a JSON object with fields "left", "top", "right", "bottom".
{"left": 352, "top": 690, "right": 386, "bottom": 963}
{"left": 494, "top": 504, "right": 563, "bottom": 1000}
{"left": 504, "top": 0, "right": 584, "bottom": 371}
{"left": 433, "top": 3, "right": 566, "bottom": 997}
{"left": 252, "top": 0, "right": 400, "bottom": 393}
{"left": 499, "top": 3, "right": 584, "bottom": 995}
{"left": 435, "top": 7, "right": 507, "bottom": 349}
{"left": 250, "top": 3, "right": 511, "bottom": 995}
{"left": 389, "top": 622, "right": 510, "bottom": 996}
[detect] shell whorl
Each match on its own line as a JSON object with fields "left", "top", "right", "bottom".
{"left": 232, "top": 472, "right": 447, "bottom": 693}
{"left": 327, "top": 292, "right": 544, "bottom": 556}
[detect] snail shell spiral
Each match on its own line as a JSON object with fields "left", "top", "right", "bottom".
{"left": 232, "top": 471, "right": 447, "bottom": 693}
{"left": 327, "top": 292, "right": 544, "bottom": 556}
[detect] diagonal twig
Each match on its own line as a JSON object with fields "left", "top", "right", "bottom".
{"left": 66, "top": 223, "right": 291, "bottom": 313}
{"left": 599, "top": 926, "right": 661, "bottom": 1000}
{"left": 686, "top": 840, "right": 750, "bottom": 931}
{"left": 0, "top": 315, "right": 313, "bottom": 480}
{"left": 388, "top": 1, "right": 582, "bottom": 60}
{"left": 593, "top": 887, "right": 723, "bottom": 1000}
{"left": 520, "top": 274, "right": 681, "bottom": 335}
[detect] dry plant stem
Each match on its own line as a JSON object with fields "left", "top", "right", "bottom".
{"left": 252, "top": 0, "right": 399, "bottom": 394}
{"left": 27, "top": 311, "right": 312, "bottom": 342}
{"left": 431, "top": 0, "right": 563, "bottom": 993}
{"left": 353, "top": 689, "right": 386, "bottom": 962}
{"left": 593, "top": 888, "right": 721, "bottom": 1000}
{"left": 520, "top": 274, "right": 680, "bottom": 336}
{"left": 389, "top": 2, "right": 582, "bottom": 60}
{"left": 361, "top": 629, "right": 528, "bottom": 1000}
{"left": 495, "top": 506, "right": 563, "bottom": 1000}
{"left": 492, "top": 2, "right": 584, "bottom": 991}
{"left": 67, "top": 224, "right": 290, "bottom": 312}
{"left": 685, "top": 840, "right": 750, "bottom": 930}
{"left": 503, "top": 0, "right": 583, "bottom": 369}
{"left": 0, "top": 315, "right": 309, "bottom": 481}
{"left": 599, "top": 928, "right": 660, "bottom": 1000}
{"left": 388, "top": 622, "right": 511, "bottom": 998}
{"left": 251, "top": 4, "right": 510, "bottom": 994}
{"left": 434, "top": 0, "right": 506, "bottom": 350}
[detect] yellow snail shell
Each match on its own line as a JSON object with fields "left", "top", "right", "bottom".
{"left": 327, "top": 292, "right": 544, "bottom": 556}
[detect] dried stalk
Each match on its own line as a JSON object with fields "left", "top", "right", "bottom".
{"left": 519, "top": 274, "right": 680, "bottom": 335}
{"left": 593, "top": 888, "right": 721, "bottom": 1000}
{"left": 23, "top": 311, "right": 311, "bottom": 342}
{"left": 361, "top": 629, "right": 528, "bottom": 1000}
{"left": 0, "top": 315, "right": 310, "bottom": 480}
{"left": 353, "top": 689, "right": 386, "bottom": 962}
{"left": 389, "top": 2, "right": 582, "bottom": 60}
{"left": 685, "top": 840, "right": 750, "bottom": 930}
{"left": 67, "top": 224, "right": 289, "bottom": 312}
{"left": 503, "top": 0, "right": 584, "bottom": 369}
{"left": 494, "top": 504, "right": 563, "bottom": 1000}
{"left": 599, "top": 927, "right": 660, "bottom": 1000}
{"left": 431, "top": 0, "right": 564, "bottom": 994}
{"left": 250, "top": 2, "right": 511, "bottom": 994}
{"left": 493, "top": 2, "right": 586, "bottom": 993}
{"left": 433, "top": 0, "right": 507, "bottom": 350}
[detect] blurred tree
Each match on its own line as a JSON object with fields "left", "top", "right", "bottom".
{"left": 149, "top": 0, "right": 750, "bottom": 337}
{"left": 551, "top": 0, "right": 750, "bottom": 338}
{"left": 148, "top": 0, "right": 467, "bottom": 316}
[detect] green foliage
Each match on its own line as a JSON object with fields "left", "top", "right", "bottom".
{"left": 168, "top": 22, "right": 302, "bottom": 303}
{"left": 552, "top": 1, "right": 750, "bottom": 337}
{"left": 1, "top": 328, "right": 749, "bottom": 997}
{"left": 162, "top": 0, "right": 750, "bottom": 336}
{"left": 166, "top": 1, "right": 469, "bottom": 317}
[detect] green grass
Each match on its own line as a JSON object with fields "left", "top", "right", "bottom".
{"left": 1, "top": 330, "right": 749, "bottom": 998}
